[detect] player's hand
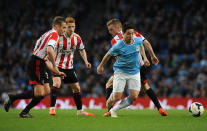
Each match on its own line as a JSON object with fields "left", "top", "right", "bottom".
{"left": 151, "top": 56, "right": 159, "bottom": 65}
{"left": 144, "top": 59, "right": 150, "bottom": 66}
{"left": 85, "top": 62, "right": 91, "bottom": 69}
{"left": 97, "top": 65, "right": 104, "bottom": 74}
{"left": 58, "top": 72, "right": 67, "bottom": 79}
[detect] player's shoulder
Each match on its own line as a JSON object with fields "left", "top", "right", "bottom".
{"left": 113, "top": 34, "right": 122, "bottom": 41}
{"left": 112, "top": 34, "right": 123, "bottom": 46}
{"left": 114, "top": 39, "right": 124, "bottom": 47}
{"left": 134, "top": 30, "right": 142, "bottom": 37}
{"left": 73, "top": 33, "right": 81, "bottom": 38}
{"left": 50, "top": 29, "right": 58, "bottom": 35}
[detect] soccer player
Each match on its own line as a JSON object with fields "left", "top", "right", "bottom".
{"left": 97, "top": 22, "right": 156, "bottom": 117}
{"left": 104, "top": 19, "right": 167, "bottom": 116}
{"left": 4, "top": 16, "right": 67, "bottom": 118}
{"left": 49, "top": 17, "right": 93, "bottom": 116}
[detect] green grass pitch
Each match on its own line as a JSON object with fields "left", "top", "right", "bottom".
{"left": 0, "top": 109, "right": 207, "bottom": 131}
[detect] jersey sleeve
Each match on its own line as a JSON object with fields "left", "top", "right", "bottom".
{"left": 134, "top": 31, "right": 146, "bottom": 41}
{"left": 48, "top": 32, "right": 59, "bottom": 48}
{"left": 77, "top": 35, "right": 84, "bottom": 50}
{"left": 109, "top": 43, "right": 120, "bottom": 56}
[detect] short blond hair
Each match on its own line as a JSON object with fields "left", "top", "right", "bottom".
{"left": 66, "top": 17, "right": 75, "bottom": 23}
{"left": 106, "top": 19, "right": 122, "bottom": 27}
{"left": 52, "top": 16, "right": 65, "bottom": 26}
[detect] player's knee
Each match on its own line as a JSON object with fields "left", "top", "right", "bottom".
{"left": 36, "top": 91, "right": 45, "bottom": 97}
{"left": 113, "top": 95, "right": 121, "bottom": 102}
{"left": 44, "top": 89, "right": 51, "bottom": 96}
{"left": 106, "top": 78, "right": 113, "bottom": 89}
{"left": 72, "top": 88, "right": 80, "bottom": 93}
{"left": 106, "top": 84, "right": 112, "bottom": 89}
{"left": 34, "top": 89, "right": 44, "bottom": 97}
{"left": 72, "top": 85, "right": 80, "bottom": 93}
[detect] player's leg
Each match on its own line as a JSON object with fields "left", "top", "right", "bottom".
{"left": 140, "top": 66, "right": 167, "bottom": 116}
{"left": 143, "top": 83, "right": 167, "bottom": 116}
{"left": 69, "top": 82, "right": 93, "bottom": 116}
{"left": 110, "top": 73, "right": 141, "bottom": 117}
{"left": 103, "top": 72, "right": 126, "bottom": 117}
{"left": 4, "top": 90, "right": 35, "bottom": 112}
{"left": 105, "top": 75, "right": 113, "bottom": 100}
{"left": 64, "top": 69, "right": 93, "bottom": 115}
{"left": 4, "top": 56, "right": 39, "bottom": 112}
{"left": 19, "top": 84, "right": 47, "bottom": 118}
{"left": 49, "top": 77, "right": 61, "bottom": 115}
{"left": 19, "top": 60, "right": 51, "bottom": 118}
{"left": 106, "top": 72, "right": 126, "bottom": 111}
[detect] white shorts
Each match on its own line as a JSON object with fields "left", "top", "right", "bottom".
{"left": 113, "top": 72, "right": 141, "bottom": 93}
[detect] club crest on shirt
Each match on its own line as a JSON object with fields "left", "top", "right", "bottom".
{"left": 136, "top": 45, "right": 140, "bottom": 50}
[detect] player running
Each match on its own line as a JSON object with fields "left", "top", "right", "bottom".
{"left": 48, "top": 17, "right": 93, "bottom": 116}
{"left": 97, "top": 22, "right": 157, "bottom": 117}
{"left": 4, "top": 16, "right": 67, "bottom": 118}
{"left": 103, "top": 19, "right": 167, "bottom": 116}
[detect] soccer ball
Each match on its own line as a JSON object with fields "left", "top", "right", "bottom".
{"left": 189, "top": 102, "right": 204, "bottom": 117}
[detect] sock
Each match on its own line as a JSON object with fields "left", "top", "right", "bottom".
{"left": 73, "top": 92, "right": 82, "bottom": 110}
{"left": 112, "top": 97, "right": 132, "bottom": 112}
{"left": 22, "top": 96, "right": 44, "bottom": 113}
{"left": 50, "top": 86, "right": 59, "bottom": 107}
{"left": 10, "top": 90, "right": 34, "bottom": 103}
{"left": 146, "top": 88, "right": 162, "bottom": 110}
{"left": 106, "top": 88, "right": 113, "bottom": 100}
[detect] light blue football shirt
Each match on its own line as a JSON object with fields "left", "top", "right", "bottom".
{"left": 109, "top": 37, "right": 143, "bottom": 74}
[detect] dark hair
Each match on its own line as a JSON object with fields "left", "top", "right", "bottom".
{"left": 122, "top": 22, "right": 134, "bottom": 33}
{"left": 52, "top": 16, "right": 65, "bottom": 26}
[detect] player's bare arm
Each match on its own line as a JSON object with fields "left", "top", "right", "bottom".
{"left": 45, "top": 60, "right": 66, "bottom": 78}
{"left": 97, "top": 52, "right": 111, "bottom": 74}
{"left": 47, "top": 46, "right": 66, "bottom": 77}
{"left": 143, "top": 40, "right": 159, "bottom": 65}
{"left": 140, "top": 45, "right": 150, "bottom": 66}
{"left": 79, "top": 49, "right": 91, "bottom": 69}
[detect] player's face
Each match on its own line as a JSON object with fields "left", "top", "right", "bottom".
{"left": 66, "top": 23, "right": 75, "bottom": 34}
{"left": 124, "top": 29, "right": 134, "bottom": 43}
{"left": 57, "top": 22, "right": 66, "bottom": 35}
{"left": 107, "top": 25, "right": 118, "bottom": 37}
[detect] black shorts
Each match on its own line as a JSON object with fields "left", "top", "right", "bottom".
{"left": 140, "top": 66, "right": 149, "bottom": 85}
{"left": 55, "top": 68, "right": 78, "bottom": 84}
{"left": 27, "top": 55, "right": 52, "bottom": 85}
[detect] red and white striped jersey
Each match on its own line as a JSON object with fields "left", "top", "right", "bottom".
{"left": 55, "top": 33, "right": 84, "bottom": 69}
{"left": 32, "top": 29, "right": 59, "bottom": 60}
{"left": 111, "top": 31, "right": 146, "bottom": 66}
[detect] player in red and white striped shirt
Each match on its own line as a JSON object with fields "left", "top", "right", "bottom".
{"left": 49, "top": 17, "right": 93, "bottom": 116}
{"left": 103, "top": 19, "right": 167, "bottom": 116}
{"left": 4, "top": 16, "right": 67, "bottom": 118}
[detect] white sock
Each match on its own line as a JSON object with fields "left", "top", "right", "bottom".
{"left": 112, "top": 97, "right": 132, "bottom": 112}
{"left": 50, "top": 107, "right": 55, "bottom": 110}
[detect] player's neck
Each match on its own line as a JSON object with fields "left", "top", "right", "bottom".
{"left": 52, "top": 27, "right": 58, "bottom": 33}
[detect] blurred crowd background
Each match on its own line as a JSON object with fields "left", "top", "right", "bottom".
{"left": 0, "top": 0, "right": 207, "bottom": 104}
